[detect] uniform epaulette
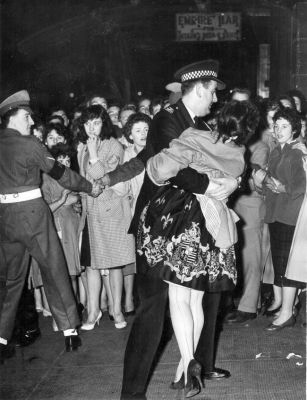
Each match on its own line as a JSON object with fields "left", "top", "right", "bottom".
{"left": 165, "top": 106, "right": 174, "bottom": 114}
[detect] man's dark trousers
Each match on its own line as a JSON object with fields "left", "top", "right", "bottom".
{"left": 0, "top": 198, "right": 79, "bottom": 341}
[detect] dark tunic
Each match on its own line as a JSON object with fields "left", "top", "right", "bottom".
{"left": 0, "top": 128, "right": 92, "bottom": 339}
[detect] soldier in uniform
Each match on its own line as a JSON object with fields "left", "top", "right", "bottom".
{"left": 100, "top": 60, "right": 238, "bottom": 399}
{"left": 0, "top": 90, "right": 102, "bottom": 363}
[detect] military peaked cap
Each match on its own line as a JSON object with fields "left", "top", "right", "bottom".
{"left": 174, "top": 59, "right": 225, "bottom": 90}
{"left": 0, "top": 90, "right": 32, "bottom": 116}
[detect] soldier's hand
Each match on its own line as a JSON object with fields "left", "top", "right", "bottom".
{"left": 90, "top": 180, "right": 104, "bottom": 198}
{"left": 98, "top": 174, "right": 110, "bottom": 187}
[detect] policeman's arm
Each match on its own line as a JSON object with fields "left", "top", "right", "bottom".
{"left": 105, "top": 156, "right": 145, "bottom": 187}
{"left": 152, "top": 113, "right": 210, "bottom": 194}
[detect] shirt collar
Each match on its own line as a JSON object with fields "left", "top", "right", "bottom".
{"left": 185, "top": 104, "right": 196, "bottom": 121}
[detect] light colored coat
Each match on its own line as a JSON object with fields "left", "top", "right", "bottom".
{"left": 78, "top": 138, "right": 135, "bottom": 269}
{"left": 285, "top": 167, "right": 307, "bottom": 283}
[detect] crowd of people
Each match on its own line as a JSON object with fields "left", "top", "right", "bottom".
{"left": 0, "top": 58, "right": 306, "bottom": 400}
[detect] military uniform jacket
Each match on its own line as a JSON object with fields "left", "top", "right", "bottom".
{"left": 0, "top": 128, "right": 92, "bottom": 195}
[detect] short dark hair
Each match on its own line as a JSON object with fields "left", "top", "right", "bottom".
{"left": 273, "top": 108, "right": 302, "bottom": 138}
{"left": 216, "top": 100, "right": 260, "bottom": 145}
{"left": 76, "top": 104, "right": 116, "bottom": 144}
{"left": 257, "top": 98, "right": 281, "bottom": 130}
{"left": 287, "top": 89, "right": 307, "bottom": 115}
{"left": 120, "top": 104, "right": 137, "bottom": 115}
{"left": 49, "top": 142, "right": 76, "bottom": 160}
{"left": 47, "top": 114, "right": 65, "bottom": 126}
{"left": 277, "top": 94, "right": 296, "bottom": 110}
{"left": 123, "top": 112, "right": 152, "bottom": 144}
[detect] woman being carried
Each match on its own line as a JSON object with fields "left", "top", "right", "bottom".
{"left": 137, "top": 100, "right": 259, "bottom": 397}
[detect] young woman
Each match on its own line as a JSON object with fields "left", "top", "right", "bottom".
{"left": 77, "top": 105, "right": 135, "bottom": 330}
{"left": 254, "top": 108, "right": 306, "bottom": 330}
{"left": 138, "top": 100, "right": 259, "bottom": 397}
{"left": 113, "top": 113, "right": 152, "bottom": 315}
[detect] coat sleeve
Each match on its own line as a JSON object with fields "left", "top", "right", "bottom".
{"left": 285, "top": 151, "right": 306, "bottom": 198}
{"left": 147, "top": 138, "right": 195, "bottom": 185}
{"left": 108, "top": 156, "right": 145, "bottom": 186}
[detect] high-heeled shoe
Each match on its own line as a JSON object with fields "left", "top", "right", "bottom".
{"left": 81, "top": 310, "right": 102, "bottom": 331}
{"left": 293, "top": 302, "right": 301, "bottom": 317}
{"left": 170, "top": 374, "right": 184, "bottom": 390}
{"left": 185, "top": 359, "right": 203, "bottom": 398}
{"left": 263, "top": 305, "right": 281, "bottom": 317}
{"left": 265, "top": 315, "right": 296, "bottom": 331}
{"left": 114, "top": 313, "right": 127, "bottom": 329}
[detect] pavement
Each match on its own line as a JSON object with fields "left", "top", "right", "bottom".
{"left": 0, "top": 304, "right": 306, "bottom": 400}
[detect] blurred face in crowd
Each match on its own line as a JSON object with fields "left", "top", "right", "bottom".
{"left": 267, "top": 110, "right": 276, "bottom": 134}
{"left": 152, "top": 104, "right": 162, "bottom": 116}
{"left": 280, "top": 99, "right": 292, "bottom": 108}
{"left": 232, "top": 92, "right": 249, "bottom": 102}
{"left": 9, "top": 109, "right": 34, "bottom": 136}
{"left": 45, "top": 129, "right": 66, "bottom": 149}
{"left": 107, "top": 106, "right": 120, "bottom": 125}
{"left": 73, "top": 110, "right": 82, "bottom": 121}
{"left": 84, "top": 118, "right": 103, "bottom": 137}
{"left": 274, "top": 117, "right": 294, "bottom": 145}
{"left": 51, "top": 110, "right": 69, "bottom": 127}
{"left": 130, "top": 121, "right": 149, "bottom": 152}
{"left": 33, "top": 128, "right": 44, "bottom": 141}
{"left": 90, "top": 97, "right": 108, "bottom": 110}
{"left": 293, "top": 96, "right": 301, "bottom": 113}
{"left": 300, "top": 119, "right": 306, "bottom": 139}
{"left": 120, "top": 109, "right": 135, "bottom": 127}
{"left": 138, "top": 99, "right": 151, "bottom": 116}
{"left": 57, "top": 155, "right": 71, "bottom": 168}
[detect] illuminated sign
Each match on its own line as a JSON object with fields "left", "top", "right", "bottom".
{"left": 176, "top": 13, "right": 241, "bottom": 42}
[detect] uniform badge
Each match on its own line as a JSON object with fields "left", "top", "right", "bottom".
{"left": 165, "top": 106, "right": 174, "bottom": 114}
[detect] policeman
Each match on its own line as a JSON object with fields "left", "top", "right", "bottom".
{"left": 0, "top": 90, "right": 102, "bottom": 363}
{"left": 101, "top": 60, "right": 237, "bottom": 399}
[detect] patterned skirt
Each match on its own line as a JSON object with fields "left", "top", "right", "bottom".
{"left": 137, "top": 185, "right": 237, "bottom": 292}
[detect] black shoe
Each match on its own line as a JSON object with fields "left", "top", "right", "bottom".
{"left": 204, "top": 367, "right": 231, "bottom": 380}
{"left": 125, "top": 310, "right": 136, "bottom": 317}
{"left": 225, "top": 310, "right": 257, "bottom": 324}
{"left": 185, "top": 359, "right": 203, "bottom": 398}
{"left": 265, "top": 315, "right": 296, "bottom": 332}
{"left": 15, "top": 328, "right": 41, "bottom": 347}
{"left": 0, "top": 343, "right": 15, "bottom": 364}
{"left": 65, "top": 335, "right": 82, "bottom": 352}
